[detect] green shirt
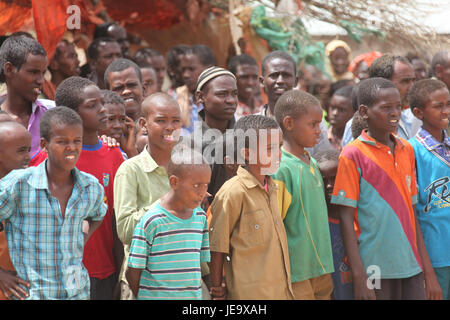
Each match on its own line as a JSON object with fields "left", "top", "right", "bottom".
{"left": 272, "top": 148, "right": 334, "bottom": 282}
{"left": 113, "top": 146, "right": 170, "bottom": 283}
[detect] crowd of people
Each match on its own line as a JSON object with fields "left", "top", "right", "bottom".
{"left": 0, "top": 21, "right": 449, "bottom": 301}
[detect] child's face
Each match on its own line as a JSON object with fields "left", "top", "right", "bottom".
{"left": 107, "top": 67, "right": 143, "bottom": 120}
{"left": 200, "top": 75, "right": 238, "bottom": 122}
{"left": 235, "top": 64, "right": 259, "bottom": 102}
{"left": 7, "top": 53, "right": 47, "bottom": 103}
{"left": 41, "top": 123, "right": 83, "bottom": 172}
{"left": 286, "top": 104, "right": 323, "bottom": 148}
{"left": 141, "top": 68, "right": 158, "bottom": 97}
{"left": 328, "top": 95, "right": 353, "bottom": 130}
{"left": 419, "top": 88, "right": 450, "bottom": 131}
{"left": 78, "top": 85, "right": 107, "bottom": 133}
{"left": 103, "top": 103, "right": 126, "bottom": 141}
{"left": 140, "top": 101, "right": 181, "bottom": 151}
{"left": 360, "top": 87, "right": 402, "bottom": 136}
{"left": 245, "top": 128, "right": 283, "bottom": 176}
{"left": 171, "top": 164, "right": 212, "bottom": 210}
{"left": 319, "top": 160, "right": 338, "bottom": 205}
{"left": 330, "top": 47, "right": 349, "bottom": 75}
{"left": 0, "top": 126, "right": 31, "bottom": 176}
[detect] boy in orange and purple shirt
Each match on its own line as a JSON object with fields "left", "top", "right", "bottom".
{"left": 331, "top": 77, "right": 441, "bottom": 300}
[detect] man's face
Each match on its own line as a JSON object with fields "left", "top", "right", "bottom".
{"left": 411, "top": 58, "right": 428, "bottom": 81}
{"left": 53, "top": 42, "right": 80, "bottom": 78}
{"left": 436, "top": 53, "right": 450, "bottom": 90}
{"left": 391, "top": 61, "right": 415, "bottom": 106}
{"left": 180, "top": 54, "right": 206, "bottom": 94}
{"left": 149, "top": 55, "right": 166, "bottom": 92}
{"left": 260, "top": 58, "right": 297, "bottom": 106}
{"left": 141, "top": 67, "right": 158, "bottom": 97}
{"left": 93, "top": 42, "right": 122, "bottom": 78}
{"left": 330, "top": 47, "right": 350, "bottom": 75}
{"left": 235, "top": 64, "right": 259, "bottom": 102}
{"left": 7, "top": 53, "right": 47, "bottom": 103}
{"left": 200, "top": 75, "right": 238, "bottom": 122}
{"left": 77, "top": 84, "right": 107, "bottom": 133}
{"left": 107, "top": 67, "right": 143, "bottom": 120}
{"left": 107, "top": 24, "right": 130, "bottom": 58}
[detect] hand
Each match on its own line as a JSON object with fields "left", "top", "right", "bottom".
{"left": 424, "top": 271, "right": 443, "bottom": 300}
{"left": 353, "top": 276, "right": 376, "bottom": 300}
{"left": 209, "top": 281, "right": 227, "bottom": 300}
{"left": 99, "top": 135, "right": 120, "bottom": 148}
{"left": 120, "top": 116, "right": 138, "bottom": 158}
{"left": 0, "top": 268, "right": 30, "bottom": 300}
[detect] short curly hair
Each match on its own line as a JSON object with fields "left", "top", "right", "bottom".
{"left": 408, "top": 78, "right": 448, "bottom": 111}
{"left": 55, "top": 76, "right": 97, "bottom": 112}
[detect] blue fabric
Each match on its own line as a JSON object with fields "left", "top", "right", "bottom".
{"left": 410, "top": 131, "right": 450, "bottom": 268}
{"left": 0, "top": 160, "right": 107, "bottom": 299}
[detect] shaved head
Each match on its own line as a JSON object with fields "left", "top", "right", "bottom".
{"left": 0, "top": 121, "right": 29, "bottom": 144}
{"left": 141, "top": 92, "right": 180, "bottom": 119}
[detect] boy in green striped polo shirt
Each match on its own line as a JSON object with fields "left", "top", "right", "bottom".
{"left": 272, "top": 89, "right": 335, "bottom": 300}
{"left": 126, "top": 146, "right": 211, "bottom": 300}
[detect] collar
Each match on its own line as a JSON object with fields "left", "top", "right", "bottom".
{"left": 28, "top": 159, "right": 89, "bottom": 190}
{"left": 236, "top": 165, "right": 276, "bottom": 190}
{"left": 32, "top": 98, "right": 54, "bottom": 113}
{"left": 82, "top": 139, "right": 103, "bottom": 151}
{"left": 358, "top": 129, "right": 405, "bottom": 149}
{"left": 417, "top": 127, "right": 450, "bottom": 150}
{"left": 139, "top": 145, "right": 160, "bottom": 173}
{"left": 198, "top": 109, "right": 236, "bottom": 130}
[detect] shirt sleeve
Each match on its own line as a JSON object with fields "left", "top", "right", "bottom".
{"left": 87, "top": 181, "right": 107, "bottom": 221}
{"left": 272, "top": 166, "right": 293, "bottom": 220}
{"left": 128, "top": 215, "right": 151, "bottom": 270}
{"left": 331, "top": 153, "right": 360, "bottom": 208}
{"left": 114, "top": 165, "right": 152, "bottom": 245}
{"left": 0, "top": 172, "right": 19, "bottom": 222}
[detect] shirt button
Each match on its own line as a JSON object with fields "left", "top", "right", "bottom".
{"left": 254, "top": 224, "right": 259, "bottom": 230}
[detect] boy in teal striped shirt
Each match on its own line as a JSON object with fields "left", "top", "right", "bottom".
{"left": 126, "top": 146, "right": 211, "bottom": 299}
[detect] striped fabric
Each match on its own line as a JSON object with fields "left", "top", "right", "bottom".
{"left": 0, "top": 160, "right": 107, "bottom": 299}
{"left": 128, "top": 203, "right": 210, "bottom": 300}
{"left": 195, "top": 66, "right": 236, "bottom": 92}
{"left": 331, "top": 130, "right": 423, "bottom": 279}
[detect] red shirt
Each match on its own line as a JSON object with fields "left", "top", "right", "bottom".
{"left": 29, "top": 141, "right": 124, "bottom": 279}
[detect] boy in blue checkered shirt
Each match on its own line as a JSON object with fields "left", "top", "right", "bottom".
{"left": 0, "top": 107, "right": 107, "bottom": 299}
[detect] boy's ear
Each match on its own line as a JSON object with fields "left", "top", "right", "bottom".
{"left": 3, "top": 61, "right": 16, "bottom": 79}
{"left": 358, "top": 104, "right": 369, "bottom": 120}
{"left": 169, "top": 175, "right": 179, "bottom": 188}
{"left": 40, "top": 137, "right": 49, "bottom": 154}
{"left": 412, "top": 107, "right": 424, "bottom": 120}
{"left": 282, "top": 115, "right": 294, "bottom": 132}
{"left": 138, "top": 117, "right": 147, "bottom": 133}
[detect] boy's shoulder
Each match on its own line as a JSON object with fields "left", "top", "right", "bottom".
{"left": 0, "top": 167, "right": 36, "bottom": 189}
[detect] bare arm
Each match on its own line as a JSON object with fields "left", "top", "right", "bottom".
{"left": 413, "top": 205, "right": 442, "bottom": 300}
{"left": 208, "top": 251, "right": 227, "bottom": 300}
{"left": 83, "top": 219, "right": 103, "bottom": 245}
{"left": 125, "top": 267, "right": 142, "bottom": 298}
{"left": 339, "top": 205, "right": 376, "bottom": 300}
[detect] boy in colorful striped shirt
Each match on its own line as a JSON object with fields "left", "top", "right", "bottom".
{"left": 126, "top": 146, "right": 211, "bottom": 299}
{"left": 408, "top": 79, "right": 449, "bottom": 299}
{"left": 331, "top": 77, "right": 440, "bottom": 300}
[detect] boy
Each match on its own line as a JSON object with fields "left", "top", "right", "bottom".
{"left": 113, "top": 92, "right": 182, "bottom": 299}
{"left": 55, "top": 76, "right": 125, "bottom": 300}
{"left": 0, "top": 35, "right": 55, "bottom": 157}
{"left": 409, "top": 79, "right": 450, "bottom": 299}
{"left": 0, "top": 121, "right": 31, "bottom": 300}
{"left": 99, "top": 90, "right": 137, "bottom": 159}
{"left": 126, "top": 146, "right": 211, "bottom": 299}
{"left": 331, "top": 77, "right": 440, "bottom": 300}
{"left": 315, "top": 148, "right": 354, "bottom": 300}
{"left": 272, "top": 90, "right": 334, "bottom": 300}
{"left": 208, "top": 114, "right": 294, "bottom": 300}
{"left": 0, "top": 106, "right": 106, "bottom": 299}
{"left": 327, "top": 85, "right": 354, "bottom": 151}
{"left": 104, "top": 58, "right": 144, "bottom": 121}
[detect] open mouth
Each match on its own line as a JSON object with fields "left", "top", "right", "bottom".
{"left": 32, "top": 87, "right": 42, "bottom": 96}
{"left": 65, "top": 154, "right": 77, "bottom": 161}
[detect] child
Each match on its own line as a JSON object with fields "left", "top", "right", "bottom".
{"left": 327, "top": 85, "right": 354, "bottom": 151}
{"left": 99, "top": 90, "right": 137, "bottom": 159}
{"left": 0, "top": 121, "right": 31, "bottom": 300}
{"left": 272, "top": 90, "right": 334, "bottom": 300}
{"left": 55, "top": 76, "right": 125, "bottom": 300}
{"left": 315, "top": 148, "right": 354, "bottom": 300}
{"left": 208, "top": 114, "right": 294, "bottom": 300}
{"left": 0, "top": 35, "right": 55, "bottom": 157}
{"left": 408, "top": 79, "right": 450, "bottom": 299}
{"left": 331, "top": 77, "right": 440, "bottom": 300}
{"left": 113, "top": 92, "right": 182, "bottom": 299}
{"left": 126, "top": 146, "right": 211, "bottom": 299}
{"left": 0, "top": 106, "right": 107, "bottom": 299}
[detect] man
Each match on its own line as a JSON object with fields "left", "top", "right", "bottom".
{"left": 431, "top": 51, "right": 450, "bottom": 90}
{"left": 133, "top": 48, "right": 167, "bottom": 93}
{"left": 87, "top": 38, "right": 122, "bottom": 89}
{"left": 94, "top": 22, "right": 130, "bottom": 59}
